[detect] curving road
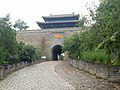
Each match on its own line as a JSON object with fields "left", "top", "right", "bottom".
{"left": 0, "top": 61, "right": 75, "bottom": 90}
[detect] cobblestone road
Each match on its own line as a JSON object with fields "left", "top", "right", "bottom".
{"left": 0, "top": 61, "right": 75, "bottom": 90}
{"left": 55, "top": 61, "right": 120, "bottom": 90}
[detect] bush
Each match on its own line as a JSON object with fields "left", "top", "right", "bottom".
{"left": 81, "top": 50, "right": 110, "bottom": 64}
{"left": 35, "top": 48, "right": 42, "bottom": 59}
{"left": 0, "top": 15, "right": 40, "bottom": 65}
{"left": 18, "top": 43, "right": 37, "bottom": 63}
{"left": 21, "top": 45, "right": 36, "bottom": 63}
{"left": 112, "top": 58, "right": 120, "bottom": 66}
{"left": 63, "top": 33, "right": 82, "bottom": 59}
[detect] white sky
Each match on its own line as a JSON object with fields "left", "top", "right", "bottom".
{"left": 0, "top": 0, "right": 99, "bottom": 29}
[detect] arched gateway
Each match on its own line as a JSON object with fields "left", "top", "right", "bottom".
{"left": 16, "top": 13, "right": 81, "bottom": 60}
{"left": 52, "top": 45, "right": 62, "bottom": 60}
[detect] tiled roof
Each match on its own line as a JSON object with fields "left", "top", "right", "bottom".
{"left": 37, "top": 20, "right": 79, "bottom": 24}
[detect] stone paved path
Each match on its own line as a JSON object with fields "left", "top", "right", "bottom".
{"left": 0, "top": 61, "right": 75, "bottom": 90}
{"left": 55, "top": 61, "right": 120, "bottom": 90}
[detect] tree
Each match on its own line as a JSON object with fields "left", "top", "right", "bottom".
{"left": 14, "top": 19, "right": 29, "bottom": 30}
{"left": 0, "top": 14, "right": 18, "bottom": 65}
{"left": 63, "top": 0, "right": 120, "bottom": 65}
{"left": 63, "top": 33, "right": 82, "bottom": 59}
{"left": 19, "top": 44, "right": 36, "bottom": 63}
{"left": 77, "top": 17, "right": 87, "bottom": 29}
{"left": 0, "top": 15, "right": 38, "bottom": 65}
{"left": 92, "top": 0, "right": 120, "bottom": 65}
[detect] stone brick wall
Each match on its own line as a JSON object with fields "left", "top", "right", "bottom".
{"left": 68, "top": 59, "right": 120, "bottom": 83}
{"left": 16, "top": 27, "right": 82, "bottom": 60}
{"left": 0, "top": 60, "right": 46, "bottom": 80}
{"left": 0, "top": 61, "right": 28, "bottom": 79}
{"left": 96, "top": 63, "right": 108, "bottom": 79}
{"left": 107, "top": 66, "right": 120, "bottom": 82}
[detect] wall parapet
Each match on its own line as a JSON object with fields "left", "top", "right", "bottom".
{"left": 68, "top": 59, "right": 120, "bottom": 83}
{"left": 16, "top": 27, "right": 81, "bottom": 34}
{"left": 0, "top": 60, "right": 46, "bottom": 81}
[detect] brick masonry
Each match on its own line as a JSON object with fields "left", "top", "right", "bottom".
{"left": 68, "top": 59, "right": 120, "bottom": 83}
{"left": 16, "top": 27, "right": 82, "bottom": 60}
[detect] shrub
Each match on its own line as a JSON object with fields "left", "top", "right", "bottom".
{"left": 112, "top": 58, "right": 120, "bottom": 66}
{"left": 35, "top": 48, "right": 42, "bottom": 59}
{"left": 63, "top": 33, "right": 82, "bottom": 59}
{"left": 17, "top": 42, "right": 36, "bottom": 63}
{"left": 81, "top": 50, "right": 110, "bottom": 64}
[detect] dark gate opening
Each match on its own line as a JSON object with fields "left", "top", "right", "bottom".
{"left": 52, "top": 45, "right": 62, "bottom": 60}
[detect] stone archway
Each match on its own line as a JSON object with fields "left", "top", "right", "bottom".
{"left": 52, "top": 45, "right": 62, "bottom": 60}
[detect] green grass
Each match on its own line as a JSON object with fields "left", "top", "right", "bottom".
{"left": 81, "top": 51, "right": 110, "bottom": 64}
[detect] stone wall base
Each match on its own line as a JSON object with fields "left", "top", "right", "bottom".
{"left": 68, "top": 59, "right": 120, "bottom": 83}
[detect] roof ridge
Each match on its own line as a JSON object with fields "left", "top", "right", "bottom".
{"left": 42, "top": 14, "right": 79, "bottom": 18}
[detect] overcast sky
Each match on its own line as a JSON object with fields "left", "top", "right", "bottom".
{"left": 0, "top": 0, "right": 99, "bottom": 29}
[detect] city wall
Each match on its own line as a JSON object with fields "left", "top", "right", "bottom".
{"left": 16, "top": 27, "right": 82, "bottom": 59}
